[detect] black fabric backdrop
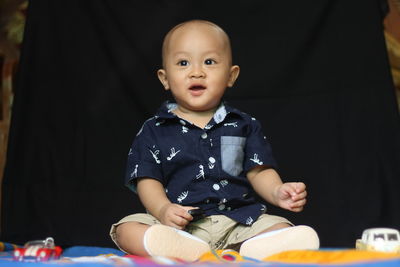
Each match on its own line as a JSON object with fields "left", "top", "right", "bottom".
{"left": 2, "top": 0, "right": 400, "bottom": 248}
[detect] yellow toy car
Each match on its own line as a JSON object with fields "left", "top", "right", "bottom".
{"left": 356, "top": 228, "right": 400, "bottom": 253}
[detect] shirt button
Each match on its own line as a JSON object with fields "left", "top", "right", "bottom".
{"left": 213, "top": 184, "right": 220, "bottom": 190}
{"left": 218, "top": 204, "right": 225, "bottom": 210}
{"left": 179, "top": 120, "right": 186, "bottom": 125}
{"left": 201, "top": 132, "right": 208, "bottom": 139}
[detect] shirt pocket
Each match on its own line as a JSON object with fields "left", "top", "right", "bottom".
{"left": 221, "top": 136, "right": 246, "bottom": 176}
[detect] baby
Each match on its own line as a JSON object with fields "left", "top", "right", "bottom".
{"left": 110, "top": 19, "right": 319, "bottom": 261}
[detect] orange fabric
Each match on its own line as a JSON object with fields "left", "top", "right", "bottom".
{"left": 264, "top": 249, "right": 400, "bottom": 264}
{"left": 199, "top": 250, "right": 255, "bottom": 263}
{"left": 199, "top": 249, "right": 400, "bottom": 264}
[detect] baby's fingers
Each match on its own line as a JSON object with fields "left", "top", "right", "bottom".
{"left": 289, "top": 198, "right": 307, "bottom": 212}
{"left": 294, "top": 182, "right": 306, "bottom": 193}
{"left": 291, "top": 190, "right": 307, "bottom": 201}
{"left": 172, "top": 216, "right": 191, "bottom": 228}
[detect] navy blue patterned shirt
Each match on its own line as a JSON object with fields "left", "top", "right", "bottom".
{"left": 125, "top": 101, "right": 277, "bottom": 225}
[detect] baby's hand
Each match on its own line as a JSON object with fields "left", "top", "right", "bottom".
{"left": 276, "top": 182, "right": 307, "bottom": 212}
{"left": 158, "top": 203, "right": 196, "bottom": 229}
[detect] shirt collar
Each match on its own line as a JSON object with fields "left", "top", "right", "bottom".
{"left": 155, "top": 101, "right": 178, "bottom": 120}
{"left": 155, "top": 101, "right": 245, "bottom": 123}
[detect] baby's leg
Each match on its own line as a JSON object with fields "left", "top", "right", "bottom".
{"left": 142, "top": 224, "right": 210, "bottom": 261}
{"left": 258, "top": 222, "right": 292, "bottom": 233}
{"left": 239, "top": 224, "right": 319, "bottom": 260}
{"left": 111, "top": 216, "right": 210, "bottom": 261}
{"left": 110, "top": 213, "right": 158, "bottom": 256}
{"left": 115, "top": 221, "right": 150, "bottom": 256}
{"left": 224, "top": 221, "right": 292, "bottom": 252}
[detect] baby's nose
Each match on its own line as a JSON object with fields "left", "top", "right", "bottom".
{"left": 189, "top": 66, "right": 205, "bottom": 78}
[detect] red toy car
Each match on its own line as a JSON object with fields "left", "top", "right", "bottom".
{"left": 13, "top": 237, "right": 62, "bottom": 262}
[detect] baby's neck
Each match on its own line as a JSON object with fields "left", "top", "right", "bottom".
{"left": 173, "top": 106, "right": 216, "bottom": 129}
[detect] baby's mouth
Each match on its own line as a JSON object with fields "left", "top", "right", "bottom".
{"left": 189, "top": 84, "right": 206, "bottom": 91}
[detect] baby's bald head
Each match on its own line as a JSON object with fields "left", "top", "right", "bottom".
{"left": 161, "top": 20, "right": 233, "bottom": 68}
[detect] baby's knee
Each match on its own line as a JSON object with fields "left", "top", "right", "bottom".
{"left": 114, "top": 222, "right": 150, "bottom": 256}
{"left": 114, "top": 222, "right": 127, "bottom": 239}
{"left": 115, "top": 222, "right": 140, "bottom": 241}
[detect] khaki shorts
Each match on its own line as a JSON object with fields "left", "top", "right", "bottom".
{"left": 110, "top": 213, "right": 292, "bottom": 251}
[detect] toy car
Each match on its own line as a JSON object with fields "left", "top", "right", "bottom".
{"left": 356, "top": 228, "right": 400, "bottom": 253}
{"left": 13, "top": 237, "right": 62, "bottom": 261}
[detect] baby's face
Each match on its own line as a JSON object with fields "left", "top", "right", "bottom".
{"left": 158, "top": 22, "right": 239, "bottom": 113}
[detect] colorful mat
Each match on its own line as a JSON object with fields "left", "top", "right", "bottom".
{"left": 1, "top": 241, "right": 400, "bottom": 267}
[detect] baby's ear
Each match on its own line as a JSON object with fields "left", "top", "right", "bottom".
{"left": 157, "top": 69, "right": 170, "bottom": 90}
{"left": 228, "top": 65, "right": 240, "bottom": 87}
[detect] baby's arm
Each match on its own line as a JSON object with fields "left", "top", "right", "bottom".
{"left": 247, "top": 166, "right": 307, "bottom": 212}
{"left": 137, "top": 178, "right": 195, "bottom": 229}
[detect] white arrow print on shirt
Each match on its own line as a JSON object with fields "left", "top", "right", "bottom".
{"left": 220, "top": 179, "right": 228, "bottom": 187}
{"left": 250, "top": 153, "right": 263, "bottom": 165}
{"left": 177, "top": 191, "right": 188, "bottom": 203}
{"left": 208, "top": 157, "right": 216, "bottom": 169}
{"left": 196, "top": 165, "right": 205, "bottom": 179}
{"left": 246, "top": 216, "right": 254, "bottom": 225}
{"left": 130, "top": 164, "right": 138, "bottom": 178}
{"left": 167, "top": 147, "right": 181, "bottom": 160}
{"left": 149, "top": 149, "right": 161, "bottom": 164}
{"left": 223, "top": 122, "right": 238, "bottom": 127}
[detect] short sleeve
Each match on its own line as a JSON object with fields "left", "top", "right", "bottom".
{"left": 125, "top": 122, "right": 164, "bottom": 192}
{"left": 243, "top": 118, "right": 277, "bottom": 173}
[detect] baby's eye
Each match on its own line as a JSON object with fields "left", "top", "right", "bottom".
{"left": 204, "top": 59, "right": 216, "bottom": 65}
{"left": 178, "top": 60, "right": 189, "bottom": 66}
